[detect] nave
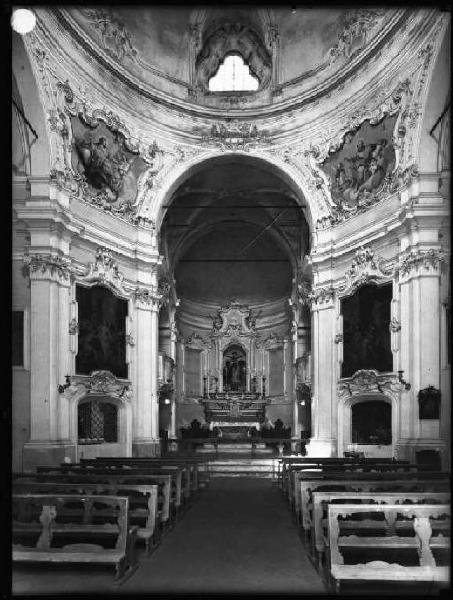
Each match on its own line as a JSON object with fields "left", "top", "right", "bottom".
{"left": 13, "top": 477, "right": 326, "bottom": 595}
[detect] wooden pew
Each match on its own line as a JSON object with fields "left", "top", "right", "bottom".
{"left": 76, "top": 460, "right": 195, "bottom": 512}
{"left": 327, "top": 503, "right": 450, "bottom": 593}
{"left": 82, "top": 457, "right": 211, "bottom": 490}
{"left": 13, "top": 481, "right": 160, "bottom": 555}
{"left": 311, "top": 491, "right": 451, "bottom": 570}
{"left": 295, "top": 471, "right": 450, "bottom": 533}
{"left": 36, "top": 466, "right": 184, "bottom": 521}
{"left": 16, "top": 472, "right": 174, "bottom": 531}
{"left": 290, "top": 464, "right": 425, "bottom": 521}
{"left": 12, "top": 494, "right": 138, "bottom": 584}
{"left": 278, "top": 458, "right": 408, "bottom": 492}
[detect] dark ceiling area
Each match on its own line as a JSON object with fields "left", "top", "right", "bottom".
{"left": 161, "top": 156, "right": 309, "bottom": 304}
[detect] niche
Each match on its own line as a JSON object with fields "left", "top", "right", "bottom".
{"left": 223, "top": 344, "right": 246, "bottom": 392}
{"left": 76, "top": 285, "right": 128, "bottom": 378}
{"left": 341, "top": 283, "right": 392, "bottom": 378}
{"left": 351, "top": 400, "right": 391, "bottom": 445}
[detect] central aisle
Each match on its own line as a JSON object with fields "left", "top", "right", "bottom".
{"left": 122, "top": 477, "right": 327, "bottom": 594}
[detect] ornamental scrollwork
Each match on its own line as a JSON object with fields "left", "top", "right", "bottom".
{"left": 68, "top": 318, "right": 79, "bottom": 335}
{"left": 337, "top": 369, "right": 401, "bottom": 399}
{"left": 23, "top": 253, "right": 71, "bottom": 281}
{"left": 389, "top": 317, "right": 401, "bottom": 333}
{"left": 199, "top": 121, "right": 272, "bottom": 151}
{"left": 81, "top": 8, "right": 138, "bottom": 62}
{"left": 337, "top": 246, "right": 393, "bottom": 296}
{"left": 398, "top": 249, "right": 445, "bottom": 277}
{"left": 328, "top": 9, "right": 386, "bottom": 64}
{"left": 309, "top": 286, "right": 336, "bottom": 305}
{"left": 70, "top": 370, "right": 132, "bottom": 400}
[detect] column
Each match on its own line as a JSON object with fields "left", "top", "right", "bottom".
{"left": 22, "top": 254, "right": 76, "bottom": 470}
{"left": 307, "top": 290, "right": 337, "bottom": 457}
{"left": 396, "top": 249, "right": 444, "bottom": 462}
{"left": 132, "top": 292, "right": 161, "bottom": 456}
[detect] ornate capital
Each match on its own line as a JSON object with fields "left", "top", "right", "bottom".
{"left": 309, "top": 286, "right": 336, "bottom": 306}
{"left": 398, "top": 249, "right": 445, "bottom": 278}
{"left": 23, "top": 252, "right": 71, "bottom": 282}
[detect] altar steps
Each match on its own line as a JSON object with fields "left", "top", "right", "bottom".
{"left": 207, "top": 458, "right": 278, "bottom": 479}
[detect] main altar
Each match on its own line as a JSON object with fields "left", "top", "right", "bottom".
{"left": 201, "top": 392, "right": 268, "bottom": 438}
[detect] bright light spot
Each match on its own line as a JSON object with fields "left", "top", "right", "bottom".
{"left": 164, "top": 398, "right": 171, "bottom": 405}
{"left": 209, "top": 54, "right": 259, "bottom": 92}
{"left": 11, "top": 8, "right": 36, "bottom": 34}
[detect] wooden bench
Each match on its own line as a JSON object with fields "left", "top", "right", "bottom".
{"left": 290, "top": 465, "right": 429, "bottom": 521}
{"left": 82, "top": 457, "right": 211, "bottom": 490}
{"left": 328, "top": 503, "right": 450, "bottom": 593}
{"left": 298, "top": 476, "right": 451, "bottom": 544}
{"left": 13, "top": 481, "right": 160, "bottom": 555}
{"left": 312, "top": 490, "right": 451, "bottom": 570}
{"left": 16, "top": 472, "right": 174, "bottom": 531}
{"left": 12, "top": 494, "right": 138, "bottom": 584}
{"left": 35, "top": 466, "right": 184, "bottom": 521}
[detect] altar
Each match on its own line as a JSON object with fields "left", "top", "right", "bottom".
{"left": 201, "top": 392, "right": 267, "bottom": 427}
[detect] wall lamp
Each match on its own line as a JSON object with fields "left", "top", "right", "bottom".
{"left": 398, "top": 370, "right": 411, "bottom": 390}
{"left": 58, "top": 375, "right": 71, "bottom": 394}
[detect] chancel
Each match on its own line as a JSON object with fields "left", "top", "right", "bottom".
{"left": 11, "top": 4, "right": 450, "bottom": 596}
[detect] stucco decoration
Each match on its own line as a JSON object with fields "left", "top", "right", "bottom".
{"left": 198, "top": 121, "right": 272, "bottom": 151}
{"left": 397, "top": 248, "right": 445, "bottom": 279}
{"left": 195, "top": 23, "right": 272, "bottom": 93}
{"left": 210, "top": 301, "right": 257, "bottom": 339}
{"left": 185, "top": 331, "right": 212, "bottom": 350}
{"left": 81, "top": 8, "right": 138, "bottom": 62}
{"left": 337, "top": 369, "right": 401, "bottom": 399}
{"left": 337, "top": 246, "right": 394, "bottom": 296}
{"left": 69, "top": 370, "right": 132, "bottom": 397}
{"left": 320, "top": 114, "right": 397, "bottom": 212}
{"left": 53, "top": 79, "right": 165, "bottom": 226}
{"left": 328, "top": 9, "right": 386, "bottom": 64}
{"left": 23, "top": 252, "right": 71, "bottom": 282}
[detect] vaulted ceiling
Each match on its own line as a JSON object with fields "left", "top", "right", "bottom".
{"left": 161, "top": 155, "right": 309, "bottom": 304}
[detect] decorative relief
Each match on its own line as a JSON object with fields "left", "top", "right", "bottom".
{"left": 256, "top": 332, "right": 284, "bottom": 349}
{"left": 69, "top": 370, "right": 131, "bottom": 399}
{"left": 309, "top": 286, "right": 336, "bottom": 305}
{"left": 398, "top": 249, "right": 445, "bottom": 277}
{"left": 328, "top": 9, "right": 386, "bottom": 64}
{"left": 337, "top": 246, "right": 393, "bottom": 295}
{"left": 334, "top": 333, "right": 343, "bottom": 344}
{"left": 297, "top": 278, "right": 312, "bottom": 306}
{"left": 82, "top": 9, "right": 138, "bottom": 62}
{"left": 337, "top": 369, "right": 401, "bottom": 399}
{"left": 54, "top": 80, "right": 165, "bottom": 225}
{"left": 210, "top": 300, "right": 258, "bottom": 338}
{"left": 198, "top": 121, "right": 271, "bottom": 151}
{"left": 23, "top": 253, "right": 71, "bottom": 281}
{"left": 68, "top": 318, "right": 79, "bottom": 335}
{"left": 389, "top": 317, "right": 401, "bottom": 333}
{"left": 185, "top": 331, "right": 211, "bottom": 349}
{"left": 194, "top": 23, "right": 272, "bottom": 93}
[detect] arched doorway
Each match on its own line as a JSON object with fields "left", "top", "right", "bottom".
{"left": 223, "top": 344, "right": 247, "bottom": 392}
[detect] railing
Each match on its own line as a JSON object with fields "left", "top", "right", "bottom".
{"left": 166, "top": 437, "right": 307, "bottom": 457}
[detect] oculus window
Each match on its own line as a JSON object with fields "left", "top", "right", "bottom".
{"left": 208, "top": 54, "right": 259, "bottom": 92}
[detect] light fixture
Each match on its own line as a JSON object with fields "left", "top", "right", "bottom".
{"left": 164, "top": 398, "right": 171, "bottom": 405}
{"left": 11, "top": 8, "right": 36, "bottom": 34}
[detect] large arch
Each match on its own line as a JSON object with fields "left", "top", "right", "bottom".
{"left": 147, "top": 151, "right": 323, "bottom": 234}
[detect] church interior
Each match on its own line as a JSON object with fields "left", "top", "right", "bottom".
{"left": 11, "top": 5, "right": 451, "bottom": 596}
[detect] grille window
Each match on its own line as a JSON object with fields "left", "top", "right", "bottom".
{"left": 78, "top": 400, "right": 118, "bottom": 443}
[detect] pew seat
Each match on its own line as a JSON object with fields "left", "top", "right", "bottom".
{"left": 12, "top": 494, "right": 138, "bottom": 584}
{"left": 328, "top": 503, "right": 450, "bottom": 593}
